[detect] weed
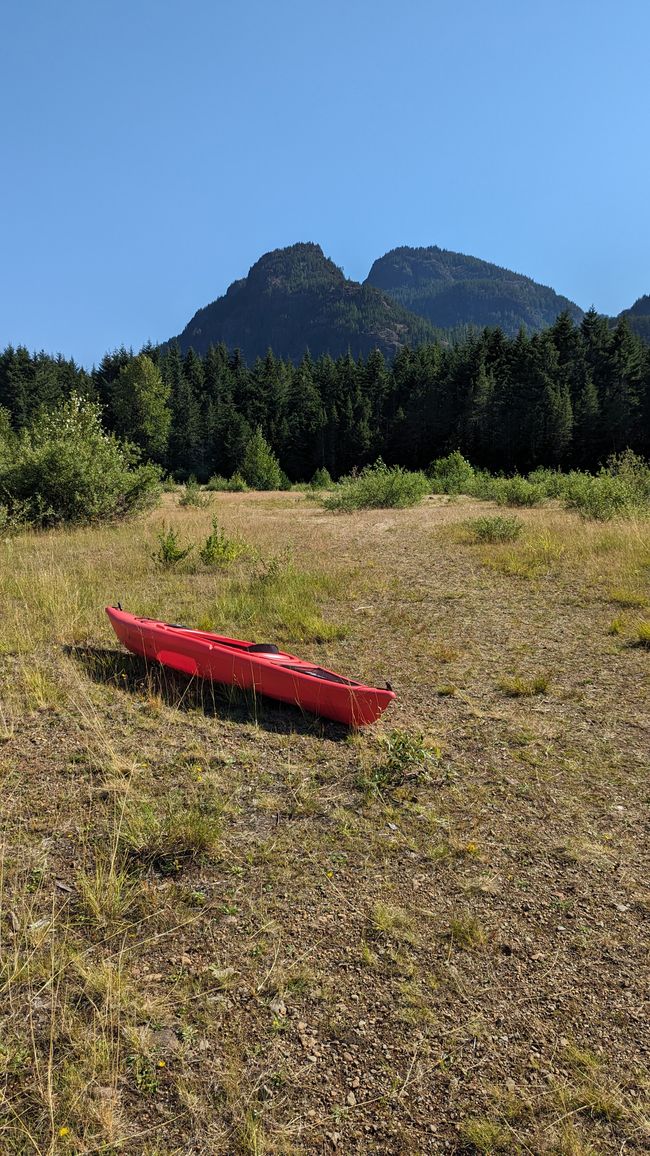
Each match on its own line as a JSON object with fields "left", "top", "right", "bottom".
{"left": 635, "top": 620, "right": 650, "bottom": 647}
{"left": 119, "top": 792, "right": 222, "bottom": 873}
{"left": 360, "top": 729, "right": 439, "bottom": 794}
{"left": 178, "top": 476, "right": 211, "bottom": 508}
{"left": 369, "top": 902, "right": 414, "bottom": 943}
{"left": 447, "top": 915, "right": 486, "bottom": 949}
{"left": 126, "top": 1053, "right": 160, "bottom": 1094}
{"left": 467, "top": 515, "right": 523, "bottom": 543}
{"left": 458, "top": 1117, "right": 514, "bottom": 1152}
{"left": 152, "top": 523, "right": 194, "bottom": 567}
{"left": 498, "top": 674, "right": 549, "bottom": 697}
{"left": 199, "top": 517, "right": 245, "bottom": 565}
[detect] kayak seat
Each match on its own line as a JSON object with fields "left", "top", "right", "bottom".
{"left": 247, "top": 643, "right": 280, "bottom": 654}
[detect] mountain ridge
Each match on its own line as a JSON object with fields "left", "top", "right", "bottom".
{"left": 365, "top": 245, "right": 584, "bottom": 336}
{"left": 170, "top": 243, "right": 437, "bottom": 362}
{"left": 166, "top": 241, "right": 647, "bottom": 363}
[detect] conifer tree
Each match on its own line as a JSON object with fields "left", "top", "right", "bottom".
{"left": 111, "top": 354, "right": 171, "bottom": 459}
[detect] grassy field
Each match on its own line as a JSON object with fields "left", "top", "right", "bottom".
{"left": 1, "top": 491, "right": 649, "bottom": 1155}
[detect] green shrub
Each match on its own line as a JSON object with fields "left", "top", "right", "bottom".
{"left": 360, "top": 729, "right": 438, "bottom": 795}
{"left": 308, "top": 467, "right": 333, "bottom": 489}
{"left": 152, "top": 524, "right": 194, "bottom": 567}
{"left": 324, "top": 460, "right": 430, "bottom": 511}
{"left": 493, "top": 476, "right": 545, "bottom": 507}
{"left": 0, "top": 394, "right": 161, "bottom": 527}
{"left": 563, "top": 472, "right": 640, "bottom": 520}
{"left": 467, "top": 515, "right": 523, "bottom": 543}
{"left": 239, "top": 427, "right": 283, "bottom": 490}
{"left": 532, "top": 454, "right": 650, "bottom": 520}
{"left": 199, "top": 518, "right": 245, "bottom": 565}
{"left": 178, "top": 476, "right": 211, "bottom": 507}
{"left": 527, "top": 467, "right": 569, "bottom": 498}
{"left": 428, "top": 451, "right": 475, "bottom": 494}
{"left": 466, "top": 469, "right": 499, "bottom": 500}
{"left": 206, "top": 472, "right": 249, "bottom": 492}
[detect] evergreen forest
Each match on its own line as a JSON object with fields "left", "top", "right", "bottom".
{"left": 1, "top": 309, "right": 649, "bottom": 484}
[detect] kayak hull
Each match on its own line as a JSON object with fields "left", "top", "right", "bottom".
{"left": 105, "top": 607, "right": 395, "bottom": 727}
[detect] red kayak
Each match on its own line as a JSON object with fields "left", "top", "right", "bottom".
{"left": 105, "top": 606, "right": 395, "bottom": 727}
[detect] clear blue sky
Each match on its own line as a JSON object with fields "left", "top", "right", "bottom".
{"left": 2, "top": 0, "right": 649, "bottom": 367}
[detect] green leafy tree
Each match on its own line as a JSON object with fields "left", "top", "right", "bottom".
{"left": 1, "top": 394, "right": 161, "bottom": 525}
{"left": 111, "top": 354, "right": 171, "bottom": 459}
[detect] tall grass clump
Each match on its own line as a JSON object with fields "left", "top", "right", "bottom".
{"left": 324, "top": 460, "right": 430, "bottom": 511}
{"left": 206, "top": 554, "right": 346, "bottom": 643}
{"left": 428, "top": 451, "right": 475, "bottom": 494}
{"left": 467, "top": 515, "right": 524, "bottom": 543}
{"left": 0, "top": 394, "right": 161, "bottom": 527}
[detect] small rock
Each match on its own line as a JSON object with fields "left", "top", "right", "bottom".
{"left": 94, "top": 1085, "right": 120, "bottom": 1101}
{"left": 152, "top": 1028, "right": 180, "bottom": 1053}
{"left": 347, "top": 1091, "right": 357, "bottom": 1106}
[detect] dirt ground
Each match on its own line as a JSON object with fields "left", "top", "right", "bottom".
{"left": 0, "top": 492, "right": 648, "bottom": 1154}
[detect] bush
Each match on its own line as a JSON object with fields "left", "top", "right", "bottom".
{"left": 198, "top": 518, "right": 245, "bottom": 565}
{"left": 324, "top": 460, "right": 430, "bottom": 511}
{"left": 206, "top": 472, "right": 249, "bottom": 492}
{"left": 467, "top": 515, "right": 524, "bottom": 543}
{"left": 239, "top": 428, "right": 283, "bottom": 490}
{"left": 428, "top": 451, "right": 475, "bottom": 494}
{"left": 0, "top": 394, "right": 161, "bottom": 527}
{"left": 562, "top": 471, "right": 641, "bottom": 520}
{"left": 492, "top": 476, "right": 545, "bottom": 507}
{"left": 178, "top": 476, "right": 211, "bottom": 507}
{"left": 308, "top": 467, "right": 333, "bottom": 489}
{"left": 152, "top": 524, "right": 194, "bottom": 568}
{"left": 527, "top": 467, "right": 569, "bottom": 499}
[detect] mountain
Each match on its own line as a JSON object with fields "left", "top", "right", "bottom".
{"left": 617, "top": 295, "right": 650, "bottom": 342}
{"left": 170, "top": 243, "right": 437, "bottom": 362}
{"left": 365, "top": 245, "right": 584, "bottom": 336}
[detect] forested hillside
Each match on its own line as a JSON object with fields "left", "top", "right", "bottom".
{"left": 366, "top": 245, "right": 584, "bottom": 336}
{"left": 618, "top": 294, "right": 650, "bottom": 343}
{"left": 2, "top": 309, "right": 648, "bottom": 482}
{"left": 169, "top": 243, "right": 437, "bottom": 362}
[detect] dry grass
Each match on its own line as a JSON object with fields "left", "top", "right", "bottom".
{"left": 0, "top": 493, "right": 648, "bottom": 1152}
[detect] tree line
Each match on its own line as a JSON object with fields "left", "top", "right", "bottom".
{"left": 1, "top": 310, "right": 648, "bottom": 481}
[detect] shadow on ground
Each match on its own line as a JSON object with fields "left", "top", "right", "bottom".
{"left": 65, "top": 645, "right": 350, "bottom": 740}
